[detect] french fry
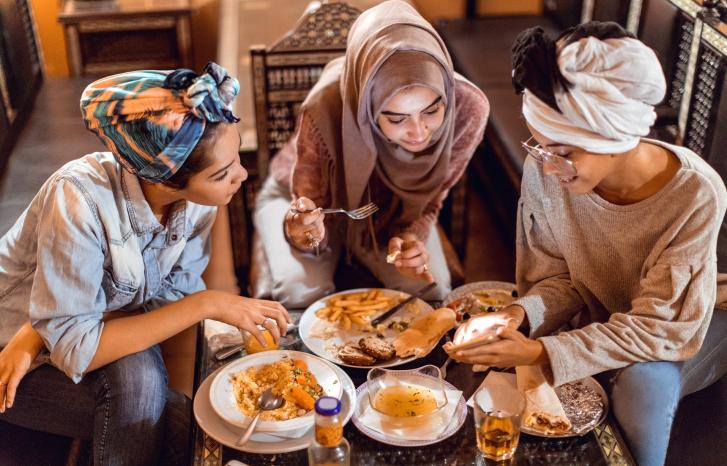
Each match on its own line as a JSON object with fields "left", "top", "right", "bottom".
{"left": 315, "top": 289, "right": 408, "bottom": 329}
{"left": 350, "top": 314, "right": 368, "bottom": 327}
{"left": 365, "top": 289, "right": 380, "bottom": 300}
{"left": 349, "top": 302, "right": 391, "bottom": 311}
{"left": 331, "top": 299, "right": 363, "bottom": 307}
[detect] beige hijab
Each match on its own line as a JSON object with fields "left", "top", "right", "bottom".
{"left": 299, "top": 0, "right": 456, "bottom": 248}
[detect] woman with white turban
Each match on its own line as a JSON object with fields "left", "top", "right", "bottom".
{"left": 447, "top": 22, "right": 727, "bottom": 465}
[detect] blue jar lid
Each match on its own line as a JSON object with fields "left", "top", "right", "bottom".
{"left": 315, "top": 396, "right": 341, "bottom": 416}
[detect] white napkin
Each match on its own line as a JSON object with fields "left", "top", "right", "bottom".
{"left": 205, "top": 319, "right": 242, "bottom": 353}
{"left": 359, "top": 388, "right": 462, "bottom": 441}
{"left": 467, "top": 371, "right": 516, "bottom": 408}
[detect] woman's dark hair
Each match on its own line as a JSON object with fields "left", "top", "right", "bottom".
{"left": 164, "top": 122, "right": 223, "bottom": 189}
{"left": 511, "top": 21, "right": 635, "bottom": 112}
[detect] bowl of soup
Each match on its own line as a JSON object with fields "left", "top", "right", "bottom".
{"left": 366, "top": 365, "right": 448, "bottom": 428}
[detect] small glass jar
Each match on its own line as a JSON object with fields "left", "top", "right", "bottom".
{"left": 308, "top": 397, "right": 350, "bottom": 466}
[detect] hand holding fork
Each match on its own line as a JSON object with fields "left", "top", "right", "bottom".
{"left": 285, "top": 197, "right": 378, "bottom": 254}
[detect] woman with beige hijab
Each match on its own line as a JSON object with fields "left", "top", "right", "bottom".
{"left": 254, "top": 0, "right": 488, "bottom": 307}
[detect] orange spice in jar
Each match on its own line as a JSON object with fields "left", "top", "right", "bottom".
{"left": 316, "top": 423, "right": 343, "bottom": 447}
{"left": 308, "top": 397, "right": 350, "bottom": 465}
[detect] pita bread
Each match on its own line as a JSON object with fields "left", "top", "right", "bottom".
{"left": 393, "top": 307, "right": 456, "bottom": 358}
{"left": 516, "top": 365, "right": 572, "bottom": 434}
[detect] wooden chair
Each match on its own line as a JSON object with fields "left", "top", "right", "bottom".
{"left": 227, "top": 0, "right": 467, "bottom": 296}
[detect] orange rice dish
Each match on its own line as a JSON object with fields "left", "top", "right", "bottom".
{"left": 231, "top": 358, "right": 323, "bottom": 421}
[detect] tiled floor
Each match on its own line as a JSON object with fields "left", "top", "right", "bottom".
{"left": 0, "top": 78, "right": 102, "bottom": 235}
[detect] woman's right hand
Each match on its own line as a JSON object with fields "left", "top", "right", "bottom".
{"left": 198, "top": 291, "right": 291, "bottom": 348}
{"left": 0, "top": 322, "right": 44, "bottom": 413}
{"left": 448, "top": 305, "right": 526, "bottom": 349}
{"left": 284, "top": 197, "right": 326, "bottom": 252}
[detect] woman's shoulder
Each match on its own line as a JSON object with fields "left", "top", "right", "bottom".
{"left": 649, "top": 139, "right": 727, "bottom": 208}
{"left": 300, "top": 66, "right": 343, "bottom": 116}
{"left": 454, "top": 75, "right": 489, "bottom": 115}
{"left": 54, "top": 152, "right": 121, "bottom": 187}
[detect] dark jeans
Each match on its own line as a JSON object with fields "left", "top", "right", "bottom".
{"left": 599, "top": 308, "right": 727, "bottom": 466}
{"left": 0, "top": 345, "right": 190, "bottom": 466}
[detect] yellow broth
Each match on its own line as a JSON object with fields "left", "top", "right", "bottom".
{"left": 373, "top": 384, "right": 438, "bottom": 417}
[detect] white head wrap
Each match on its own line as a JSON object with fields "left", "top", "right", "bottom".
{"left": 522, "top": 36, "right": 666, "bottom": 153}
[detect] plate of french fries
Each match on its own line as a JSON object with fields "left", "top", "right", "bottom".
{"left": 298, "top": 288, "right": 435, "bottom": 368}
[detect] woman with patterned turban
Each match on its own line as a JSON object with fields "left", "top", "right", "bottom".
{"left": 447, "top": 22, "right": 727, "bottom": 466}
{"left": 0, "top": 63, "right": 289, "bottom": 465}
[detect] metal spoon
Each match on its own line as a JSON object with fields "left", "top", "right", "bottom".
{"left": 236, "top": 388, "right": 285, "bottom": 446}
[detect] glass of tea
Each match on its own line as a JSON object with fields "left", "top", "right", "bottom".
{"left": 473, "top": 383, "right": 525, "bottom": 461}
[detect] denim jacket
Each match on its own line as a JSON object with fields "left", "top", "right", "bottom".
{"left": 0, "top": 152, "right": 217, "bottom": 382}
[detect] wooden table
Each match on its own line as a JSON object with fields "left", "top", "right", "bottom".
{"left": 58, "top": 0, "right": 192, "bottom": 77}
{"left": 190, "top": 311, "right": 636, "bottom": 466}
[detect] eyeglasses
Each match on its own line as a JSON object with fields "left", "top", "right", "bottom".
{"left": 521, "top": 137, "right": 577, "bottom": 178}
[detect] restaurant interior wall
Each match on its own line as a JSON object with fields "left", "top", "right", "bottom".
{"left": 28, "top": 0, "right": 69, "bottom": 76}
{"left": 27, "top": 0, "right": 542, "bottom": 126}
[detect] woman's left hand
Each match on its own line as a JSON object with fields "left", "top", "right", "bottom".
{"left": 448, "top": 326, "right": 548, "bottom": 368}
{"left": 0, "top": 323, "right": 43, "bottom": 413}
{"left": 388, "top": 232, "right": 433, "bottom": 282}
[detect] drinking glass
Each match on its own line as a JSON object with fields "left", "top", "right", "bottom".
{"left": 473, "top": 383, "right": 525, "bottom": 461}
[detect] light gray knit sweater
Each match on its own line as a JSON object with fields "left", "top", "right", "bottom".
{"left": 515, "top": 139, "right": 727, "bottom": 386}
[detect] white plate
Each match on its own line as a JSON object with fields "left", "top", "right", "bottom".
{"left": 194, "top": 362, "right": 356, "bottom": 454}
{"left": 520, "top": 376, "right": 609, "bottom": 438}
{"left": 209, "top": 350, "right": 343, "bottom": 433}
{"left": 351, "top": 376, "right": 467, "bottom": 447}
{"left": 299, "top": 288, "right": 435, "bottom": 368}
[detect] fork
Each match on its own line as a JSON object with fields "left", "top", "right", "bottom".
{"left": 440, "top": 332, "right": 454, "bottom": 380}
{"left": 292, "top": 202, "right": 379, "bottom": 220}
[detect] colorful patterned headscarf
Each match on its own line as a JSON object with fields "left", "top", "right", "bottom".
{"left": 80, "top": 62, "right": 240, "bottom": 182}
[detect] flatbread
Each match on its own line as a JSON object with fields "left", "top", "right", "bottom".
{"left": 516, "top": 365, "right": 572, "bottom": 434}
{"left": 393, "top": 307, "right": 456, "bottom": 358}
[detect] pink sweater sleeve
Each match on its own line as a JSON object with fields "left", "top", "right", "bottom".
{"left": 402, "top": 80, "right": 489, "bottom": 240}
{"left": 269, "top": 110, "right": 331, "bottom": 209}
{"left": 290, "top": 112, "right": 331, "bottom": 208}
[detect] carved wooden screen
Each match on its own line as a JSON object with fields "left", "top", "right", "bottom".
{"left": 669, "top": 13, "right": 696, "bottom": 116}
{"left": 684, "top": 37, "right": 726, "bottom": 160}
{"left": 250, "top": 1, "right": 361, "bottom": 182}
{"left": 228, "top": 2, "right": 361, "bottom": 286}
